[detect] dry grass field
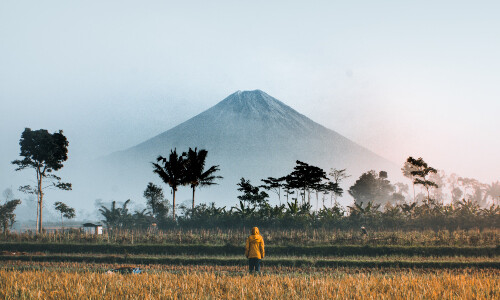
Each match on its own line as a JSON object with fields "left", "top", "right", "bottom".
{"left": 1, "top": 267, "right": 498, "bottom": 299}
{"left": 1, "top": 229, "right": 498, "bottom": 299}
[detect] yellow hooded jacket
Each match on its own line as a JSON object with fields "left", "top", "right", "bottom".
{"left": 245, "top": 227, "right": 265, "bottom": 259}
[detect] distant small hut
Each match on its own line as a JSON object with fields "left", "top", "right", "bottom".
{"left": 82, "top": 223, "right": 103, "bottom": 235}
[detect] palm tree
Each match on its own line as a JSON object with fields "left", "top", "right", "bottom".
{"left": 152, "top": 149, "right": 185, "bottom": 220}
{"left": 483, "top": 181, "right": 500, "bottom": 206}
{"left": 183, "top": 148, "right": 222, "bottom": 209}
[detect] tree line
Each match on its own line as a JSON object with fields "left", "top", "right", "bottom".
{"left": 4, "top": 128, "right": 500, "bottom": 233}
{"left": 96, "top": 180, "right": 499, "bottom": 231}
{"left": 96, "top": 157, "right": 499, "bottom": 231}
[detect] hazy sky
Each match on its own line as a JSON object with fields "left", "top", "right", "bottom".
{"left": 1, "top": 0, "right": 499, "bottom": 199}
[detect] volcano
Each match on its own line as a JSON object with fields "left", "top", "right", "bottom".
{"left": 91, "top": 90, "right": 397, "bottom": 208}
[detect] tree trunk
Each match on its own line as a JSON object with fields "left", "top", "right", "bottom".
{"left": 172, "top": 188, "right": 176, "bottom": 220}
{"left": 412, "top": 181, "right": 416, "bottom": 202}
{"left": 36, "top": 202, "right": 39, "bottom": 233}
{"left": 36, "top": 169, "right": 40, "bottom": 233}
{"left": 192, "top": 186, "right": 196, "bottom": 210}
{"left": 38, "top": 171, "right": 43, "bottom": 234}
{"left": 315, "top": 192, "right": 319, "bottom": 211}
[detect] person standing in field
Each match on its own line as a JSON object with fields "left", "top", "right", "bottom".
{"left": 245, "top": 227, "right": 265, "bottom": 273}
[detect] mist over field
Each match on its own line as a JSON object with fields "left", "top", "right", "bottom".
{"left": 1, "top": 1, "right": 499, "bottom": 225}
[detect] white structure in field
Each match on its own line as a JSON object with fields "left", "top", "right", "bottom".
{"left": 82, "top": 223, "right": 103, "bottom": 235}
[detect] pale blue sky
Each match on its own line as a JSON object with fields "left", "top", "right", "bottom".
{"left": 1, "top": 0, "right": 499, "bottom": 192}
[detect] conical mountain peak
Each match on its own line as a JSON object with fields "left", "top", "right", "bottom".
{"left": 208, "top": 90, "right": 310, "bottom": 125}
{"left": 216, "top": 89, "right": 286, "bottom": 112}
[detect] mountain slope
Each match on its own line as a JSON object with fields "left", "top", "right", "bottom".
{"left": 93, "top": 90, "right": 398, "bottom": 208}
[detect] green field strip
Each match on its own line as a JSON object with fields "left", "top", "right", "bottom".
{"left": 1, "top": 243, "right": 498, "bottom": 257}
{"left": 1, "top": 254, "right": 499, "bottom": 269}
{"left": 3, "top": 253, "right": 499, "bottom": 262}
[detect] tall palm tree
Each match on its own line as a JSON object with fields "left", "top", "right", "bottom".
{"left": 183, "top": 148, "right": 222, "bottom": 209}
{"left": 152, "top": 149, "right": 185, "bottom": 220}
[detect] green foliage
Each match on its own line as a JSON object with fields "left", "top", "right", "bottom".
{"left": 0, "top": 242, "right": 497, "bottom": 258}
{"left": 1, "top": 253, "right": 499, "bottom": 269}
{"left": 54, "top": 202, "right": 76, "bottom": 228}
{"left": 260, "top": 177, "right": 285, "bottom": 204}
{"left": 1, "top": 227, "right": 499, "bottom": 247}
{"left": 153, "top": 148, "right": 222, "bottom": 219}
{"left": 11, "top": 128, "right": 71, "bottom": 233}
{"left": 406, "top": 157, "right": 438, "bottom": 201}
{"left": 12, "top": 128, "right": 69, "bottom": 172}
{"left": 0, "top": 199, "right": 21, "bottom": 234}
{"left": 348, "top": 171, "right": 396, "bottom": 206}
{"left": 286, "top": 160, "right": 329, "bottom": 204}
{"left": 99, "top": 200, "right": 132, "bottom": 230}
{"left": 152, "top": 149, "right": 185, "bottom": 220}
{"left": 236, "top": 178, "right": 269, "bottom": 207}
{"left": 183, "top": 147, "right": 222, "bottom": 209}
{"left": 143, "top": 182, "right": 170, "bottom": 227}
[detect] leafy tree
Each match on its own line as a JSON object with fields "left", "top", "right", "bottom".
{"left": 143, "top": 183, "right": 170, "bottom": 218}
{"left": 282, "top": 175, "right": 296, "bottom": 203}
{"left": 317, "top": 202, "right": 345, "bottom": 222}
{"left": 328, "top": 168, "right": 350, "bottom": 206}
{"left": 399, "top": 201, "right": 417, "bottom": 219}
{"left": 484, "top": 181, "right": 500, "bottom": 206}
{"left": 287, "top": 161, "right": 327, "bottom": 204}
{"left": 260, "top": 177, "right": 285, "bottom": 205}
{"left": 324, "top": 181, "right": 343, "bottom": 207}
{"left": 143, "top": 184, "right": 171, "bottom": 229}
{"left": 132, "top": 209, "right": 152, "bottom": 230}
{"left": 394, "top": 182, "right": 409, "bottom": 202}
{"left": 286, "top": 198, "right": 300, "bottom": 215}
{"left": 348, "top": 170, "right": 396, "bottom": 206}
{"left": 152, "top": 149, "right": 186, "bottom": 220}
{"left": 236, "top": 178, "right": 269, "bottom": 208}
{"left": 451, "top": 187, "right": 463, "bottom": 204}
{"left": 54, "top": 202, "right": 76, "bottom": 228}
{"left": 401, "top": 160, "right": 418, "bottom": 200}
{"left": 11, "top": 128, "right": 72, "bottom": 233}
{"left": 457, "top": 177, "right": 477, "bottom": 198}
{"left": 0, "top": 190, "right": 21, "bottom": 234}
{"left": 455, "top": 177, "right": 489, "bottom": 207}
{"left": 231, "top": 200, "right": 256, "bottom": 218}
{"left": 428, "top": 170, "right": 446, "bottom": 203}
{"left": 99, "top": 200, "right": 132, "bottom": 230}
{"left": 183, "top": 147, "right": 222, "bottom": 209}
{"left": 405, "top": 157, "right": 438, "bottom": 202}
{"left": 471, "top": 184, "right": 488, "bottom": 207}
{"left": 347, "top": 201, "right": 381, "bottom": 226}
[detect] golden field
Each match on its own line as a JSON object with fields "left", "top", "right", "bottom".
{"left": 1, "top": 268, "right": 498, "bottom": 300}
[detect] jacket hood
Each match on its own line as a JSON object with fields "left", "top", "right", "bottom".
{"left": 251, "top": 227, "right": 259, "bottom": 235}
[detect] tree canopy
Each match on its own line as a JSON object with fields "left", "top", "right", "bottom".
{"left": 0, "top": 190, "right": 21, "bottom": 234}
{"left": 183, "top": 147, "right": 222, "bottom": 209}
{"left": 348, "top": 170, "right": 396, "bottom": 206}
{"left": 11, "top": 128, "right": 71, "bottom": 233}
{"left": 54, "top": 201, "right": 76, "bottom": 228}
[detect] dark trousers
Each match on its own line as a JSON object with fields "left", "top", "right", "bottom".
{"left": 248, "top": 258, "right": 261, "bottom": 272}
